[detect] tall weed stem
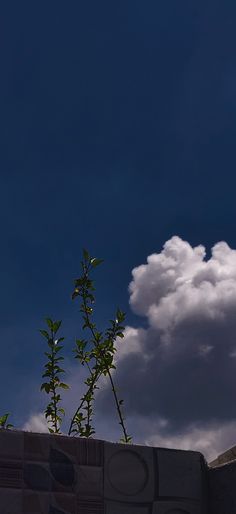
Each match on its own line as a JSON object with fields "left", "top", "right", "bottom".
{"left": 68, "top": 249, "right": 132, "bottom": 443}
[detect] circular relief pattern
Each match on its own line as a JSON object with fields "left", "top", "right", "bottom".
{"left": 107, "top": 449, "right": 149, "bottom": 495}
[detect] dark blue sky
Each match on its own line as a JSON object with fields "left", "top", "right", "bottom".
{"left": 1, "top": 1, "right": 236, "bottom": 462}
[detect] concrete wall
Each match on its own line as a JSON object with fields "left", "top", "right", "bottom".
{"left": 0, "top": 428, "right": 208, "bottom": 514}
{"left": 208, "top": 459, "right": 236, "bottom": 514}
{"left": 208, "top": 443, "right": 236, "bottom": 468}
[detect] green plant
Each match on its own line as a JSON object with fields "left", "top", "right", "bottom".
{"left": 67, "top": 249, "right": 131, "bottom": 443}
{"left": 0, "top": 413, "right": 14, "bottom": 429}
{"left": 0, "top": 250, "right": 133, "bottom": 445}
{"left": 39, "top": 319, "right": 70, "bottom": 434}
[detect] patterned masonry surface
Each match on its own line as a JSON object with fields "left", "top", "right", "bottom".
{"left": 0, "top": 428, "right": 209, "bottom": 514}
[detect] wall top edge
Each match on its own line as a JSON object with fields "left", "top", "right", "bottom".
{"left": 0, "top": 427, "right": 206, "bottom": 459}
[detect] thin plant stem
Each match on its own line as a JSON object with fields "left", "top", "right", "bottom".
{"left": 68, "top": 252, "right": 132, "bottom": 444}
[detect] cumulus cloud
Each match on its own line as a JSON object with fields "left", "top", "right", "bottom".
{"left": 22, "top": 413, "right": 50, "bottom": 434}
{"left": 22, "top": 236, "right": 236, "bottom": 463}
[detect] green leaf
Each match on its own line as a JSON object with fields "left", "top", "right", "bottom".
{"left": 47, "top": 338, "right": 54, "bottom": 347}
{"left": 46, "top": 318, "right": 54, "bottom": 330}
{"left": 72, "top": 289, "right": 80, "bottom": 300}
{"left": 42, "top": 371, "right": 52, "bottom": 378}
{"left": 40, "top": 383, "right": 51, "bottom": 393}
{"left": 53, "top": 321, "right": 62, "bottom": 334}
{"left": 58, "top": 407, "right": 65, "bottom": 415}
{"left": 116, "top": 309, "right": 126, "bottom": 322}
{"left": 0, "top": 413, "right": 10, "bottom": 426}
{"left": 45, "top": 405, "right": 54, "bottom": 414}
{"left": 43, "top": 362, "right": 53, "bottom": 370}
{"left": 54, "top": 364, "right": 65, "bottom": 372}
{"left": 94, "top": 331, "right": 103, "bottom": 342}
{"left": 58, "top": 382, "right": 70, "bottom": 389}
{"left": 39, "top": 330, "right": 49, "bottom": 340}
{"left": 44, "top": 351, "right": 53, "bottom": 359}
{"left": 74, "top": 277, "right": 84, "bottom": 287}
{"left": 75, "top": 339, "right": 87, "bottom": 348}
{"left": 54, "top": 346, "right": 64, "bottom": 354}
{"left": 90, "top": 258, "right": 104, "bottom": 268}
{"left": 54, "top": 337, "right": 64, "bottom": 344}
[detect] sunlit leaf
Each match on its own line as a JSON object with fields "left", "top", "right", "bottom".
{"left": 90, "top": 258, "right": 104, "bottom": 268}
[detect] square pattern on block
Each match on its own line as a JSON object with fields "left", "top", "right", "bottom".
{"left": 157, "top": 448, "right": 203, "bottom": 499}
{"left": 103, "top": 441, "right": 155, "bottom": 503}
{"left": 23, "top": 491, "right": 50, "bottom": 514}
{"left": 75, "top": 465, "right": 103, "bottom": 497}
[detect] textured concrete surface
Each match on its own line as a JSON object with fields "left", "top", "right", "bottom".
{"left": 208, "top": 443, "right": 236, "bottom": 468}
{"left": 208, "top": 459, "right": 236, "bottom": 514}
{"left": 0, "top": 428, "right": 209, "bottom": 514}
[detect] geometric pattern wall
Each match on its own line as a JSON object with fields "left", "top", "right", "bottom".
{"left": 0, "top": 428, "right": 209, "bottom": 514}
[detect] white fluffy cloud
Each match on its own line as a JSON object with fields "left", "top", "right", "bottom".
{"left": 22, "top": 236, "right": 236, "bottom": 464}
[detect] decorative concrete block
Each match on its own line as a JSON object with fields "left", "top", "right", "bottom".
{"left": 157, "top": 448, "right": 204, "bottom": 499}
